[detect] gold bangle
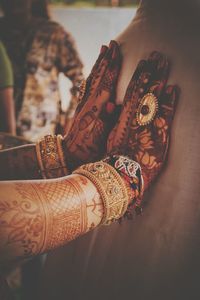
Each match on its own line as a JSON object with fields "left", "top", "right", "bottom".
{"left": 36, "top": 134, "right": 69, "bottom": 179}
{"left": 56, "top": 135, "right": 69, "bottom": 176}
{"left": 73, "top": 161, "right": 130, "bottom": 225}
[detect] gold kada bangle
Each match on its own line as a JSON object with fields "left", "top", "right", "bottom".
{"left": 73, "top": 161, "right": 131, "bottom": 225}
{"left": 36, "top": 134, "right": 69, "bottom": 179}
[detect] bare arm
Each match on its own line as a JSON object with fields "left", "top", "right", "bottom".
{"left": 0, "top": 155, "right": 134, "bottom": 269}
{"left": 0, "top": 88, "right": 16, "bottom": 135}
{"left": 0, "top": 135, "right": 67, "bottom": 180}
{"left": 0, "top": 174, "right": 103, "bottom": 268}
{"left": 0, "top": 144, "right": 42, "bottom": 180}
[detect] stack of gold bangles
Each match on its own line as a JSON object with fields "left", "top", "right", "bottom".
{"left": 36, "top": 134, "right": 69, "bottom": 179}
{"left": 73, "top": 160, "right": 132, "bottom": 225}
{"left": 36, "top": 134, "right": 142, "bottom": 224}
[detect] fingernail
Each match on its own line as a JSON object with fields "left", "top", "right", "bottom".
{"left": 106, "top": 102, "right": 115, "bottom": 114}
{"left": 167, "top": 85, "right": 180, "bottom": 108}
{"left": 110, "top": 41, "right": 121, "bottom": 60}
{"left": 100, "top": 45, "right": 108, "bottom": 55}
{"left": 167, "top": 85, "right": 180, "bottom": 98}
{"left": 166, "top": 85, "right": 174, "bottom": 94}
{"left": 149, "top": 51, "right": 169, "bottom": 73}
{"left": 172, "top": 85, "right": 180, "bottom": 104}
{"left": 149, "top": 51, "right": 163, "bottom": 61}
{"left": 109, "top": 40, "right": 117, "bottom": 49}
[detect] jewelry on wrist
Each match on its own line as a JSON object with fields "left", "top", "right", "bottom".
{"left": 103, "top": 155, "right": 144, "bottom": 219}
{"left": 36, "top": 134, "right": 69, "bottom": 179}
{"left": 73, "top": 160, "right": 131, "bottom": 225}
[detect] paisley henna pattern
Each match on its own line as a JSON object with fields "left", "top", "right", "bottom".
{"left": 107, "top": 51, "right": 179, "bottom": 191}
{"left": 0, "top": 175, "right": 102, "bottom": 265}
{"left": 0, "top": 183, "right": 45, "bottom": 264}
{"left": 64, "top": 40, "right": 122, "bottom": 170}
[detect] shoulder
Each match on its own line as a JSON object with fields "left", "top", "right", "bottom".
{"left": 33, "top": 18, "right": 75, "bottom": 45}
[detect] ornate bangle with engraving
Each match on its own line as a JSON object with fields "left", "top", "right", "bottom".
{"left": 73, "top": 160, "right": 131, "bottom": 225}
{"left": 36, "top": 134, "right": 69, "bottom": 179}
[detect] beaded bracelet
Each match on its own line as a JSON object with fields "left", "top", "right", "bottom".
{"left": 103, "top": 155, "right": 144, "bottom": 219}
{"left": 36, "top": 134, "right": 69, "bottom": 179}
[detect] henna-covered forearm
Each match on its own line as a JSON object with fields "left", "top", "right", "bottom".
{"left": 0, "top": 174, "right": 103, "bottom": 268}
{"left": 0, "top": 135, "right": 69, "bottom": 180}
{"left": 0, "top": 144, "right": 41, "bottom": 180}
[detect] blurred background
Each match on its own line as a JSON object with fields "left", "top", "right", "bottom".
{"left": 50, "top": 0, "right": 138, "bottom": 7}
{"left": 0, "top": 0, "right": 139, "bottom": 137}
{"left": 50, "top": 0, "right": 138, "bottom": 111}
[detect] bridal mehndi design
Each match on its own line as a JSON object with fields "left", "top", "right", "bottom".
{"left": 0, "top": 176, "right": 101, "bottom": 265}
{"left": 0, "top": 42, "right": 179, "bottom": 265}
{"left": 0, "top": 41, "right": 122, "bottom": 180}
{"left": 107, "top": 51, "right": 179, "bottom": 191}
{"left": 64, "top": 40, "right": 122, "bottom": 169}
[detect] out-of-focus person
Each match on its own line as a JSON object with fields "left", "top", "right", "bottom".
{"left": 0, "top": 0, "right": 84, "bottom": 142}
{"left": 0, "top": 40, "right": 16, "bottom": 135}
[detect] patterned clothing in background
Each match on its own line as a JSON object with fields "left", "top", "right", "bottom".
{"left": 0, "top": 17, "right": 84, "bottom": 142}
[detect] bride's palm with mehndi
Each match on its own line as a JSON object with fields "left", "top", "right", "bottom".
{"left": 107, "top": 51, "right": 179, "bottom": 190}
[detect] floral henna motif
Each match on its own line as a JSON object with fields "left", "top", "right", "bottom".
{"left": 127, "top": 85, "right": 179, "bottom": 189}
{"left": 0, "top": 175, "right": 102, "bottom": 265}
{"left": 64, "top": 40, "right": 122, "bottom": 170}
{"left": 0, "top": 183, "right": 45, "bottom": 264}
{"left": 107, "top": 52, "right": 169, "bottom": 152}
{"left": 107, "top": 51, "right": 179, "bottom": 194}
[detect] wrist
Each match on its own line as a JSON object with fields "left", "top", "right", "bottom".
{"left": 73, "top": 155, "right": 144, "bottom": 225}
{"left": 73, "top": 159, "right": 130, "bottom": 225}
{"left": 103, "top": 155, "right": 144, "bottom": 219}
{"left": 36, "top": 134, "right": 70, "bottom": 179}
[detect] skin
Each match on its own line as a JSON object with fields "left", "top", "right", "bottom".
{"left": 107, "top": 51, "right": 179, "bottom": 190}
{"left": 0, "top": 145, "right": 41, "bottom": 180}
{"left": 0, "top": 39, "right": 178, "bottom": 281}
{"left": 0, "top": 174, "right": 103, "bottom": 268}
{"left": 0, "top": 53, "right": 178, "bottom": 272}
{"left": 0, "top": 41, "right": 121, "bottom": 180}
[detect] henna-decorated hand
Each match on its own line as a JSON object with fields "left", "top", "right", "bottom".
{"left": 107, "top": 51, "right": 179, "bottom": 192}
{"left": 64, "top": 40, "right": 122, "bottom": 170}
